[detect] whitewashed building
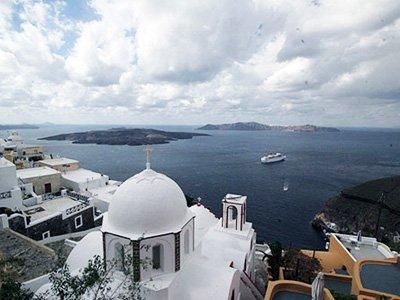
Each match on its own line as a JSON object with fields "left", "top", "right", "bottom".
{"left": 0, "top": 159, "right": 103, "bottom": 241}
{"left": 39, "top": 157, "right": 120, "bottom": 211}
{"left": 17, "top": 166, "right": 61, "bottom": 195}
{"left": 61, "top": 168, "right": 110, "bottom": 192}
{"left": 0, "top": 132, "right": 45, "bottom": 166}
{"left": 35, "top": 156, "right": 261, "bottom": 299}
{"left": 39, "top": 157, "right": 80, "bottom": 172}
{"left": 0, "top": 157, "right": 23, "bottom": 210}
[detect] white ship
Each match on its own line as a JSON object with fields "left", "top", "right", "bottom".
{"left": 261, "top": 152, "right": 286, "bottom": 164}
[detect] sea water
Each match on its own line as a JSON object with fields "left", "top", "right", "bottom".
{"left": 4, "top": 125, "right": 400, "bottom": 249}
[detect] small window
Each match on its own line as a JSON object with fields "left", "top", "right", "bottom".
{"left": 152, "top": 245, "right": 162, "bottom": 270}
{"left": 75, "top": 215, "right": 83, "bottom": 229}
{"left": 115, "top": 242, "right": 125, "bottom": 272}
{"left": 42, "top": 231, "right": 50, "bottom": 240}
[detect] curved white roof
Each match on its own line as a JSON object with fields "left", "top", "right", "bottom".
{"left": 66, "top": 231, "right": 103, "bottom": 271}
{"left": 102, "top": 168, "right": 193, "bottom": 239}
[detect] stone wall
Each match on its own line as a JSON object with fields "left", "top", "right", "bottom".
{"left": 0, "top": 229, "right": 56, "bottom": 282}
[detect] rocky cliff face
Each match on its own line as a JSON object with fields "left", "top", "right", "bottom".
{"left": 313, "top": 176, "right": 400, "bottom": 240}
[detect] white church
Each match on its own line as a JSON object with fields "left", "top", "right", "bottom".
{"left": 36, "top": 148, "right": 262, "bottom": 299}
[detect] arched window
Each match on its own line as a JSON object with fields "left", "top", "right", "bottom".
{"left": 152, "top": 244, "right": 164, "bottom": 270}
{"left": 115, "top": 242, "right": 125, "bottom": 272}
{"left": 184, "top": 230, "right": 190, "bottom": 254}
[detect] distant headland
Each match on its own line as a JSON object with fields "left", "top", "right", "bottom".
{"left": 0, "top": 124, "right": 39, "bottom": 130}
{"left": 198, "top": 122, "right": 339, "bottom": 132}
{"left": 39, "top": 128, "right": 209, "bottom": 146}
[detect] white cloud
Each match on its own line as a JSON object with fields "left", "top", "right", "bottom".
{"left": 0, "top": 0, "right": 400, "bottom": 127}
{"left": 65, "top": 19, "right": 135, "bottom": 86}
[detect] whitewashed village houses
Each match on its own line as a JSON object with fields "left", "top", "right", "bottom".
{"left": 0, "top": 157, "right": 103, "bottom": 241}
{"left": 38, "top": 157, "right": 120, "bottom": 212}
{"left": 35, "top": 152, "right": 262, "bottom": 299}
{"left": 0, "top": 132, "right": 44, "bottom": 167}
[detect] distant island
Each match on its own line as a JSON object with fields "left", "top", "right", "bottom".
{"left": 39, "top": 128, "right": 209, "bottom": 146}
{"left": 198, "top": 122, "right": 339, "bottom": 132}
{"left": 312, "top": 176, "right": 400, "bottom": 250}
{"left": 0, "top": 124, "right": 39, "bottom": 130}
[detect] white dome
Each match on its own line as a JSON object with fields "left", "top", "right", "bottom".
{"left": 103, "top": 168, "right": 193, "bottom": 239}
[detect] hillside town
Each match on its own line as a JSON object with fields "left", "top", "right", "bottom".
{"left": 0, "top": 131, "right": 399, "bottom": 300}
{"left": 2, "top": 0, "right": 400, "bottom": 298}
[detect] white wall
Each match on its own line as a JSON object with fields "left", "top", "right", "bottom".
{"left": 230, "top": 270, "right": 242, "bottom": 300}
{"left": 90, "top": 197, "right": 109, "bottom": 213}
{"left": 23, "top": 274, "right": 51, "bottom": 293}
{"left": 61, "top": 177, "right": 80, "bottom": 192}
{"left": 247, "top": 230, "right": 257, "bottom": 280}
{"left": 104, "top": 234, "right": 132, "bottom": 271}
{"left": 1, "top": 187, "right": 23, "bottom": 210}
{"left": 78, "top": 176, "right": 108, "bottom": 191}
{"left": 62, "top": 175, "right": 109, "bottom": 192}
{"left": 180, "top": 219, "right": 194, "bottom": 266}
{"left": 0, "top": 160, "right": 18, "bottom": 192}
{"left": 0, "top": 214, "right": 9, "bottom": 229}
{"left": 140, "top": 234, "right": 175, "bottom": 281}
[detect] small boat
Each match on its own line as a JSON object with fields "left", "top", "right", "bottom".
{"left": 261, "top": 152, "right": 286, "bottom": 164}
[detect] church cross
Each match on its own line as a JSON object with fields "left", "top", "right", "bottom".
{"left": 144, "top": 145, "right": 152, "bottom": 169}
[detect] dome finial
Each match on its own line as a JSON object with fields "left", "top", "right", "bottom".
{"left": 144, "top": 144, "right": 152, "bottom": 170}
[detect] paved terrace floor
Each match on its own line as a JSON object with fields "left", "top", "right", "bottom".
{"left": 361, "top": 263, "right": 400, "bottom": 296}
{"left": 341, "top": 240, "right": 386, "bottom": 260}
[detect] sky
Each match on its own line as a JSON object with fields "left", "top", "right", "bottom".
{"left": 0, "top": 0, "right": 400, "bottom": 127}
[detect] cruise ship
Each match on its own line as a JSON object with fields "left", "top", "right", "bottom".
{"left": 261, "top": 152, "right": 286, "bottom": 164}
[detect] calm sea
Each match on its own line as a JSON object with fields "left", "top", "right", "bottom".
{"left": 4, "top": 125, "right": 400, "bottom": 250}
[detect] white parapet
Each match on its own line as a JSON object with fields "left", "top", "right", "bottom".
{"left": 0, "top": 214, "right": 9, "bottom": 229}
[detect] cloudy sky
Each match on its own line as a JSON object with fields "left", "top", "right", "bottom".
{"left": 1, "top": 0, "right": 400, "bottom": 127}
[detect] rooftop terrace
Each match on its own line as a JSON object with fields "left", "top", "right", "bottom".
{"left": 24, "top": 196, "right": 88, "bottom": 223}
{"left": 39, "top": 157, "right": 79, "bottom": 166}
{"left": 17, "top": 166, "right": 60, "bottom": 179}
{"left": 334, "top": 233, "right": 394, "bottom": 261}
{"left": 62, "top": 168, "right": 105, "bottom": 183}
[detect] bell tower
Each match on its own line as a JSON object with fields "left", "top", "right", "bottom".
{"left": 221, "top": 194, "right": 247, "bottom": 231}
